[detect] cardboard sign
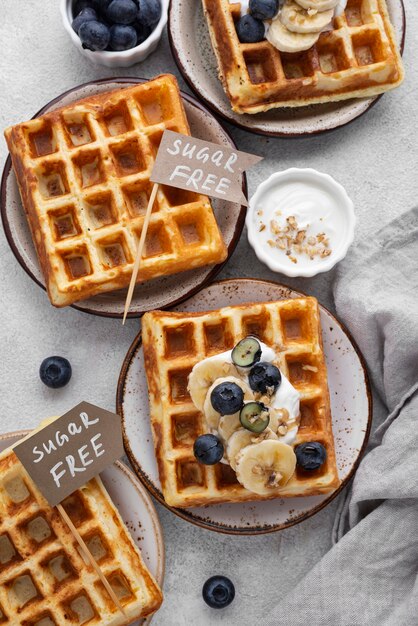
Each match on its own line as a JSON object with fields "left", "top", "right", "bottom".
{"left": 14, "top": 402, "right": 124, "bottom": 506}
{"left": 150, "top": 130, "right": 262, "bottom": 206}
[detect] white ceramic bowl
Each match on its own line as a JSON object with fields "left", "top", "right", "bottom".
{"left": 61, "top": 0, "right": 169, "bottom": 67}
{"left": 246, "top": 168, "right": 356, "bottom": 278}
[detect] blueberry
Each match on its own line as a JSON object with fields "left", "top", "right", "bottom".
{"left": 248, "top": 362, "right": 282, "bottom": 395}
{"left": 79, "top": 20, "right": 111, "bottom": 50}
{"left": 236, "top": 15, "right": 265, "bottom": 43}
{"left": 72, "top": 7, "right": 97, "bottom": 33}
{"left": 203, "top": 576, "right": 235, "bottom": 609}
{"left": 109, "top": 24, "right": 137, "bottom": 49}
{"left": 194, "top": 434, "right": 224, "bottom": 465}
{"left": 240, "top": 402, "right": 270, "bottom": 433}
{"left": 134, "top": 19, "right": 152, "bottom": 43}
{"left": 211, "top": 382, "right": 244, "bottom": 415}
{"left": 106, "top": 0, "right": 138, "bottom": 24}
{"left": 231, "top": 336, "right": 261, "bottom": 368}
{"left": 249, "top": 0, "right": 279, "bottom": 20}
{"left": 73, "top": 0, "right": 93, "bottom": 14}
{"left": 295, "top": 442, "right": 327, "bottom": 471}
{"left": 137, "top": 0, "right": 162, "bottom": 28}
{"left": 39, "top": 357, "right": 72, "bottom": 389}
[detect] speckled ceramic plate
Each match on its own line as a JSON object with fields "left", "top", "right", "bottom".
{"left": 118, "top": 278, "right": 372, "bottom": 535}
{"left": 168, "top": 0, "right": 405, "bottom": 137}
{"left": 1, "top": 78, "right": 246, "bottom": 318}
{"left": 0, "top": 430, "right": 164, "bottom": 626}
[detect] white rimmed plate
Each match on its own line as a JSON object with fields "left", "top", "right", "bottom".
{"left": 168, "top": 0, "right": 405, "bottom": 137}
{"left": 0, "top": 78, "right": 246, "bottom": 318}
{"left": 0, "top": 431, "right": 165, "bottom": 626}
{"left": 118, "top": 278, "right": 372, "bottom": 535}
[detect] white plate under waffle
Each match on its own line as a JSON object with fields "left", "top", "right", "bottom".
{"left": 118, "top": 278, "right": 372, "bottom": 534}
{"left": 0, "top": 431, "right": 165, "bottom": 626}
{"left": 168, "top": 0, "right": 405, "bottom": 137}
{"left": 0, "top": 78, "right": 246, "bottom": 318}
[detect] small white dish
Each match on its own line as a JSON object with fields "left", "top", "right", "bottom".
{"left": 61, "top": 0, "right": 169, "bottom": 67}
{"left": 246, "top": 168, "right": 356, "bottom": 278}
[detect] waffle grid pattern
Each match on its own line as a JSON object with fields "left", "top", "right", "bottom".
{"left": 0, "top": 450, "right": 161, "bottom": 625}
{"left": 202, "top": 0, "right": 404, "bottom": 113}
{"left": 142, "top": 298, "right": 340, "bottom": 508}
{"left": 4, "top": 75, "right": 226, "bottom": 307}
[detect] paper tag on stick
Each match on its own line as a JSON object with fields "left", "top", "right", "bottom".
{"left": 14, "top": 402, "right": 124, "bottom": 507}
{"left": 150, "top": 130, "right": 262, "bottom": 206}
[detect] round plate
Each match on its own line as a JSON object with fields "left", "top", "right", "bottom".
{"left": 168, "top": 0, "right": 406, "bottom": 137}
{"left": 0, "top": 430, "right": 164, "bottom": 626}
{"left": 1, "top": 78, "right": 246, "bottom": 318}
{"left": 118, "top": 278, "right": 372, "bottom": 535}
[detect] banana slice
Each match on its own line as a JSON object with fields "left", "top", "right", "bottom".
{"left": 218, "top": 413, "right": 242, "bottom": 442}
{"left": 295, "top": 0, "right": 339, "bottom": 11}
{"left": 227, "top": 428, "right": 278, "bottom": 471}
{"left": 235, "top": 440, "right": 296, "bottom": 495}
{"left": 203, "top": 376, "right": 254, "bottom": 430}
{"left": 188, "top": 360, "right": 239, "bottom": 412}
{"left": 281, "top": 0, "right": 334, "bottom": 34}
{"left": 267, "top": 17, "right": 320, "bottom": 53}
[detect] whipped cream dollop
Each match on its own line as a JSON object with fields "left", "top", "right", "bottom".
{"left": 201, "top": 341, "right": 300, "bottom": 446}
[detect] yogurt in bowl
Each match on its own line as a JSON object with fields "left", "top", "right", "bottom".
{"left": 246, "top": 168, "right": 356, "bottom": 278}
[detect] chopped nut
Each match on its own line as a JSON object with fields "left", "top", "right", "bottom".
{"left": 278, "top": 425, "right": 288, "bottom": 436}
{"left": 289, "top": 256, "right": 298, "bottom": 264}
{"left": 307, "top": 236, "right": 317, "bottom": 246}
{"left": 252, "top": 464, "right": 264, "bottom": 476}
{"left": 267, "top": 471, "right": 282, "bottom": 488}
{"left": 302, "top": 365, "right": 318, "bottom": 372}
{"left": 259, "top": 223, "right": 266, "bottom": 232}
{"left": 267, "top": 213, "right": 333, "bottom": 264}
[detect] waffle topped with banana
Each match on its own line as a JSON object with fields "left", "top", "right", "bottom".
{"left": 202, "top": 0, "right": 404, "bottom": 113}
{"left": 142, "top": 297, "right": 340, "bottom": 508}
{"left": 4, "top": 74, "right": 227, "bottom": 307}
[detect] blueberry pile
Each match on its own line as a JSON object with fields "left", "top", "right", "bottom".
{"left": 71, "top": 0, "right": 162, "bottom": 52}
{"left": 235, "top": 0, "right": 279, "bottom": 44}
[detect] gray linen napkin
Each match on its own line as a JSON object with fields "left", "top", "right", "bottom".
{"left": 266, "top": 207, "right": 418, "bottom": 626}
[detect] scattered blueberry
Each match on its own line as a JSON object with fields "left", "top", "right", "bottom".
{"left": 295, "top": 442, "right": 327, "bottom": 471}
{"left": 249, "top": 0, "right": 279, "bottom": 20}
{"left": 248, "top": 362, "right": 282, "bottom": 395}
{"left": 203, "top": 576, "right": 235, "bottom": 609}
{"left": 79, "top": 20, "right": 111, "bottom": 50}
{"left": 109, "top": 24, "right": 137, "bottom": 50}
{"left": 137, "top": 0, "right": 162, "bottom": 27}
{"left": 193, "top": 434, "right": 224, "bottom": 465}
{"left": 72, "top": 7, "right": 98, "bottom": 33}
{"left": 106, "top": 0, "right": 138, "bottom": 25}
{"left": 211, "top": 382, "right": 244, "bottom": 415}
{"left": 39, "top": 357, "right": 72, "bottom": 389}
{"left": 236, "top": 14, "right": 265, "bottom": 43}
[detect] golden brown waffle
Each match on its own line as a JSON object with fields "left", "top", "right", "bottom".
{"left": 202, "top": 0, "right": 404, "bottom": 113}
{"left": 142, "top": 297, "right": 340, "bottom": 508}
{"left": 0, "top": 446, "right": 162, "bottom": 625}
{"left": 4, "top": 75, "right": 227, "bottom": 307}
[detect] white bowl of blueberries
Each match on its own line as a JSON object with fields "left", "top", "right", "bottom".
{"left": 61, "top": 0, "right": 168, "bottom": 67}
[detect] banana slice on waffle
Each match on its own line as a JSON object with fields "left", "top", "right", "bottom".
{"left": 295, "top": 0, "right": 340, "bottom": 10}
{"left": 267, "top": 18, "right": 320, "bottom": 52}
{"left": 203, "top": 376, "right": 254, "bottom": 429}
{"left": 227, "top": 428, "right": 279, "bottom": 471}
{"left": 188, "top": 361, "right": 239, "bottom": 411}
{"left": 281, "top": 0, "right": 334, "bottom": 33}
{"left": 235, "top": 440, "right": 297, "bottom": 495}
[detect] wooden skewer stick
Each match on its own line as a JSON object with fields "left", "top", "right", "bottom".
{"left": 122, "top": 182, "right": 159, "bottom": 325}
{"left": 57, "top": 503, "right": 127, "bottom": 617}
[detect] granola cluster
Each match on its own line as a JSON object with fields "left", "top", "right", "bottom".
{"left": 259, "top": 213, "right": 332, "bottom": 264}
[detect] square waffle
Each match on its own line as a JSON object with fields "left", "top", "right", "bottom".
{"left": 4, "top": 75, "right": 227, "bottom": 307}
{"left": 142, "top": 297, "right": 340, "bottom": 508}
{"left": 0, "top": 446, "right": 162, "bottom": 625}
{"left": 202, "top": 0, "right": 404, "bottom": 113}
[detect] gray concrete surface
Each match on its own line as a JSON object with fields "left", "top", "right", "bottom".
{"left": 0, "top": 2, "right": 416, "bottom": 624}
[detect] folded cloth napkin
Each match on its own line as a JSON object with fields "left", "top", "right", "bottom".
{"left": 266, "top": 207, "right": 418, "bottom": 626}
